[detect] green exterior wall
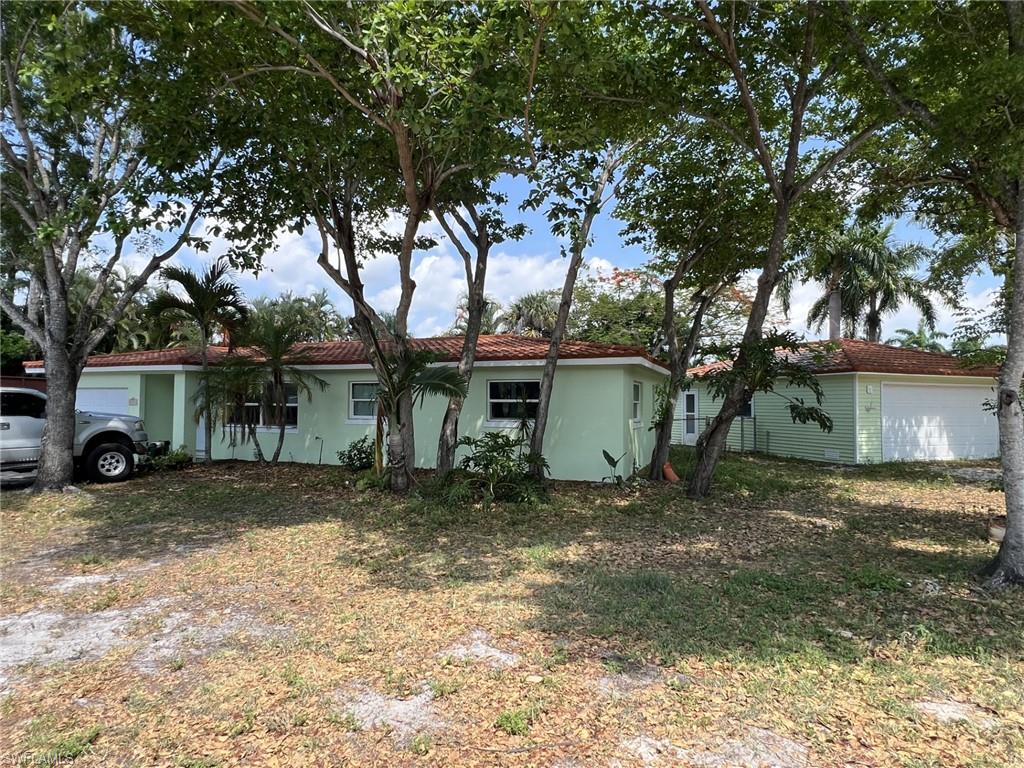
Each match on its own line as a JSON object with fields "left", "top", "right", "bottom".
{"left": 854, "top": 373, "right": 998, "bottom": 464}
{"left": 77, "top": 361, "right": 668, "bottom": 482}
{"left": 693, "top": 374, "right": 857, "bottom": 464}
{"left": 142, "top": 374, "right": 175, "bottom": 443}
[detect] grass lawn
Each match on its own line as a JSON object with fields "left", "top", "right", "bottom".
{"left": 0, "top": 450, "right": 1020, "bottom": 767}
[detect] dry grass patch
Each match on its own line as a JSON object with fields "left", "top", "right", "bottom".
{"left": 0, "top": 455, "right": 1020, "bottom": 767}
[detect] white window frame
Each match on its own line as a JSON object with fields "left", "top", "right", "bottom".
{"left": 631, "top": 381, "right": 643, "bottom": 423}
{"left": 485, "top": 379, "right": 540, "bottom": 426}
{"left": 348, "top": 381, "right": 380, "bottom": 423}
{"left": 227, "top": 381, "right": 299, "bottom": 432}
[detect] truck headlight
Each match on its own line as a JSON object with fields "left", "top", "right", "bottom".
{"left": 134, "top": 420, "right": 146, "bottom": 431}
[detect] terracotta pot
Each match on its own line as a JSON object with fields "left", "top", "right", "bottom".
{"left": 662, "top": 462, "right": 680, "bottom": 484}
{"left": 988, "top": 516, "right": 1007, "bottom": 544}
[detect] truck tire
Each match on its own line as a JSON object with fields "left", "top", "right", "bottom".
{"left": 86, "top": 442, "right": 134, "bottom": 483}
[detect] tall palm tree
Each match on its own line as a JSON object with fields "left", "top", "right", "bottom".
{"left": 148, "top": 259, "right": 249, "bottom": 463}
{"left": 887, "top": 319, "right": 949, "bottom": 353}
{"left": 779, "top": 223, "right": 935, "bottom": 342}
{"left": 497, "top": 291, "right": 559, "bottom": 337}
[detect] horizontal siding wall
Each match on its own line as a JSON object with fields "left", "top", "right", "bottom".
{"left": 856, "top": 373, "right": 999, "bottom": 464}
{"left": 696, "top": 374, "right": 857, "bottom": 463}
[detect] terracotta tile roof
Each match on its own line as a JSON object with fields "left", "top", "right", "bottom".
{"left": 687, "top": 339, "right": 999, "bottom": 378}
{"left": 25, "top": 335, "right": 669, "bottom": 372}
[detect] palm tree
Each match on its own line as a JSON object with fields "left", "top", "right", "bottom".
{"left": 203, "top": 314, "right": 329, "bottom": 464}
{"left": 148, "top": 259, "right": 249, "bottom": 464}
{"left": 372, "top": 348, "right": 468, "bottom": 487}
{"left": 449, "top": 293, "right": 502, "bottom": 336}
{"left": 779, "top": 223, "right": 935, "bottom": 342}
{"left": 497, "top": 291, "right": 559, "bottom": 337}
{"left": 887, "top": 319, "right": 949, "bottom": 353}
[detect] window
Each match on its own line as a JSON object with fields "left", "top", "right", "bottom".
{"left": 230, "top": 383, "right": 298, "bottom": 428}
{"left": 737, "top": 396, "right": 753, "bottom": 419}
{"left": 632, "top": 381, "right": 642, "bottom": 422}
{"left": 349, "top": 382, "right": 379, "bottom": 421}
{"left": 0, "top": 392, "right": 46, "bottom": 419}
{"left": 487, "top": 380, "right": 540, "bottom": 422}
{"left": 684, "top": 392, "right": 697, "bottom": 435}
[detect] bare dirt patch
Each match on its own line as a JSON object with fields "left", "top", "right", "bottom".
{"left": 0, "top": 597, "right": 170, "bottom": 689}
{"left": 619, "top": 727, "right": 809, "bottom": 768}
{"left": 913, "top": 698, "right": 1000, "bottom": 729}
{"left": 437, "top": 628, "right": 521, "bottom": 668}
{"left": 334, "top": 682, "right": 445, "bottom": 747}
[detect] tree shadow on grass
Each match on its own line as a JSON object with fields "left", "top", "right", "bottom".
{"left": 9, "top": 457, "right": 1018, "bottom": 668}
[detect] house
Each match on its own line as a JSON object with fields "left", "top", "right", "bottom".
{"left": 24, "top": 336, "right": 669, "bottom": 482}
{"left": 677, "top": 339, "right": 1000, "bottom": 463}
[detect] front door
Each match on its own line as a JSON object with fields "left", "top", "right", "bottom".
{"left": 682, "top": 390, "right": 699, "bottom": 446}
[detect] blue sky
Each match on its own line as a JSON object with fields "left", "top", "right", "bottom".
{"left": 137, "top": 173, "right": 1001, "bottom": 344}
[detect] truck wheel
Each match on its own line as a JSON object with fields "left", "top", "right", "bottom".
{"left": 86, "top": 442, "right": 134, "bottom": 483}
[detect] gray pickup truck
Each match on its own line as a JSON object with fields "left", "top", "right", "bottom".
{"left": 0, "top": 386, "right": 152, "bottom": 483}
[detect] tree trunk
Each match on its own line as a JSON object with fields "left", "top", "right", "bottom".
{"left": 687, "top": 202, "right": 790, "bottom": 499}
{"left": 866, "top": 295, "right": 881, "bottom": 342}
{"left": 981, "top": 184, "right": 1024, "bottom": 587}
{"left": 434, "top": 205, "right": 489, "bottom": 477}
{"left": 34, "top": 345, "right": 79, "bottom": 491}
{"left": 529, "top": 156, "right": 617, "bottom": 475}
{"left": 528, "top": 244, "right": 587, "bottom": 476}
{"left": 828, "top": 290, "right": 842, "bottom": 340}
{"left": 271, "top": 377, "right": 286, "bottom": 464}
{"left": 201, "top": 330, "right": 213, "bottom": 465}
{"left": 650, "top": 287, "right": 715, "bottom": 480}
{"left": 437, "top": 301, "right": 483, "bottom": 475}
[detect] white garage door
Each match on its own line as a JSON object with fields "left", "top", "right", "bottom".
{"left": 881, "top": 383, "right": 998, "bottom": 461}
{"left": 76, "top": 387, "right": 130, "bottom": 414}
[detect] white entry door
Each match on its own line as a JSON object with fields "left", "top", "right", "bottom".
{"left": 881, "top": 383, "right": 998, "bottom": 461}
{"left": 76, "top": 387, "right": 129, "bottom": 414}
{"left": 672, "top": 390, "right": 700, "bottom": 446}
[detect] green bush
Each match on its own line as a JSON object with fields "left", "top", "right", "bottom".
{"left": 149, "top": 446, "right": 193, "bottom": 471}
{"left": 337, "top": 436, "right": 374, "bottom": 471}
{"left": 457, "top": 432, "right": 548, "bottom": 504}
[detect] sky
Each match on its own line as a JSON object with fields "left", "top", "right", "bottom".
{"left": 130, "top": 173, "right": 1001, "bottom": 345}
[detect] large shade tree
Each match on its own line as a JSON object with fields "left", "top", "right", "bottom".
{"left": 841, "top": 0, "right": 1024, "bottom": 586}
{"left": 145, "top": 0, "right": 544, "bottom": 491}
{"left": 0, "top": 2, "right": 228, "bottom": 490}
{"left": 649, "top": 0, "right": 886, "bottom": 498}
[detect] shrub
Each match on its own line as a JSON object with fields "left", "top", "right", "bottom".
{"left": 457, "top": 432, "right": 548, "bottom": 504}
{"left": 337, "top": 436, "right": 374, "bottom": 471}
{"left": 149, "top": 446, "right": 192, "bottom": 471}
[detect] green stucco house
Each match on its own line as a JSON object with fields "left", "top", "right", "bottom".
{"left": 679, "top": 339, "right": 1000, "bottom": 464}
{"left": 26, "top": 336, "right": 668, "bottom": 482}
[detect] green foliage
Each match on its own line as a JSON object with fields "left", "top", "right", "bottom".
{"left": 336, "top": 436, "right": 374, "bottom": 472}
{"left": 601, "top": 449, "right": 628, "bottom": 486}
{"left": 887, "top": 320, "right": 949, "bottom": 354}
{"left": 249, "top": 290, "right": 352, "bottom": 342}
{"left": 0, "top": 328, "right": 31, "bottom": 372}
{"left": 494, "top": 704, "right": 541, "bottom": 736}
{"left": 701, "top": 331, "right": 834, "bottom": 434}
{"left": 149, "top": 447, "right": 193, "bottom": 472}
{"left": 780, "top": 222, "right": 934, "bottom": 343}
{"left": 497, "top": 291, "right": 560, "bottom": 338}
{"left": 457, "top": 432, "right": 547, "bottom": 505}
{"left": 354, "top": 469, "right": 390, "bottom": 492}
